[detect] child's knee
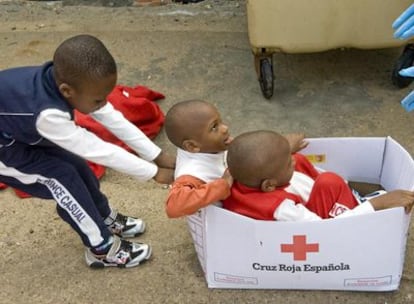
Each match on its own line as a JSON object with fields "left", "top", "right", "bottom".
{"left": 316, "top": 172, "right": 346, "bottom": 188}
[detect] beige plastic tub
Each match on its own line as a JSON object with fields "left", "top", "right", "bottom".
{"left": 246, "top": 0, "right": 414, "bottom": 98}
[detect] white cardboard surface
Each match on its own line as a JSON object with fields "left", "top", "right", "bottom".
{"left": 186, "top": 137, "right": 413, "bottom": 291}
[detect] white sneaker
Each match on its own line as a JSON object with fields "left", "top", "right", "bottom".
{"left": 85, "top": 236, "right": 152, "bottom": 268}
{"left": 354, "top": 189, "right": 387, "bottom": 204}
{"left": 105, "top": 211, "right": 146, "bottom": 238}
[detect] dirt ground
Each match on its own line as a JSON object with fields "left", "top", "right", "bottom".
{"left": 1, "top": 1, "right": 414, "bottom": 303}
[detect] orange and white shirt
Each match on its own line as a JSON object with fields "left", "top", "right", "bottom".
{"left": 165, "top": 149, "right": 230, "bottom": 218}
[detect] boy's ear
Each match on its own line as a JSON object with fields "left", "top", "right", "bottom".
{"left": 260, "top": 179, "right": 277, "bottom": 192}
{"left": 58, "top": 83, "right": 74, "bottom": 100}
{"left": 182, "top": 139, "right": 201, "bottom": 153}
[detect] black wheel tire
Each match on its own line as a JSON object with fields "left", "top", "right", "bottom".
{"left": 392, "top": 44, "right": 414, "bottom": 88}
{"left": 259, "top": 58, "right": 274, "bottom": 99}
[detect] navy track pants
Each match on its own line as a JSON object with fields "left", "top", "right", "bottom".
{"left": 0, "top": 142, "right": 112, "bottom": 248}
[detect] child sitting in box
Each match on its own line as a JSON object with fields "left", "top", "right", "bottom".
{"left": 164, "top": 100, "right": 307, "bottom": 218}
{"left": 163, "top": 100, "right": 232, "bottom": 218}
{"left": 222, "top": 130, "right": 414, "bottom": 221}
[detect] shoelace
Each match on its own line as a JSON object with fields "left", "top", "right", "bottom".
{"left": 119, "top": 239, "right": 132, "bottom": 253}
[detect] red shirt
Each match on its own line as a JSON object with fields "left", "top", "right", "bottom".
{"left": 222, "top": 153, "right": 320, "bottom": 220}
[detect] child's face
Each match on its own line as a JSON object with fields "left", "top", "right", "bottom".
{"left": 193, "top": 105, "right": 232, "bottom": 153}
{"left": 64, "top": 74, "right": 117, "bottom": 114}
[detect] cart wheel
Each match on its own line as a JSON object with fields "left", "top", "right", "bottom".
{"left": 392, "top": 44, "right": 414, "bottom": 88}
{"left": 259, "top": 58, "right": 274, "bottom": 99}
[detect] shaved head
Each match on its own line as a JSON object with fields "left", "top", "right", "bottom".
{"left": 227, "top": 130, "right": 290, "bottom": 187}
{"left": 164, "top": 100, "right": 218, "bottom": 148}
{"left": 53, "top": 34, "right": 116, "bottom": 89}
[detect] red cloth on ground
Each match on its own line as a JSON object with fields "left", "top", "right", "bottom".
{"left": 1, "top": 84, "right": 165, "bottom": 199}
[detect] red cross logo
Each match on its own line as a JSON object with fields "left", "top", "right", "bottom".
{"left": 280, "top": 235, "right": 319, "bottom": 261}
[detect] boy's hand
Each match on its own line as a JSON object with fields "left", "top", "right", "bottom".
{"left": 369, "top": 190, "right": 414, "bottom": 213}
{"left": 153, "top": 167, "right": 174, "bottom": 185}
{"left": 222, "top": 169, "right": 233, "bottom": 188}
{"left": 284, "top": 133, "right": 309, "bottom": 153}
{"left": 154, "top": 151, "right": 176, "bottom": 169}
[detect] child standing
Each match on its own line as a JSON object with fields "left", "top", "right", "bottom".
{"left": 0, "top": 34, "right": 175, "bottom": 268}
{"left": 223, "top": 130, "right": 414, "bottom": 220}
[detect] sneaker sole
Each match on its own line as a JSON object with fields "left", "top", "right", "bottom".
{"left": 86, "top": 245, "right": 152, "bottom": 269}
{"left": 112, "top": 221, "right": 146, "bottom": 239}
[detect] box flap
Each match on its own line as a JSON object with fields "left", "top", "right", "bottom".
{"left": 302, "top": 138, "right": 386, "bottom": 184}
{"left": 381, "top": 137, "right": 414, "bottom": 191}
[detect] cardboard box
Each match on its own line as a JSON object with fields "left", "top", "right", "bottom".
{"left": 186, "top": 137, "right": 414, "bottom": 291}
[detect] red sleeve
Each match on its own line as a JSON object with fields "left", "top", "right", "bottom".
{"left": 165, "top": 175, "right": 230, "bottom": 218}
{"left": 293, "top": 153, "right": 320, "bottom": 179}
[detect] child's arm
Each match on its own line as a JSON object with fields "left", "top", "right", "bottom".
{"left": 153, "top": 151, "right": 176, "bottom": 170}
{"left": 37, "top": 107, "right": 160, "bottom": 181}
{"left": 90, "top": 103, "right": 163, "bottom": 162}
{"left": 166, "top": 175, "right": 231, "bottom": 218}
{"left": 332, "top": 190, "right": 414, "bottom": 219}
{"left": 366, "top": 190, "right": 414, "bottom": 213}
{"left": 274, "top": 200, "right": 322, "bottom": 221}
{"left": 275, "top": 199, "right": 374, "bottom": 221}
{"left": 153, "top": 167, "right": 175, "bottom": 185}
{"left": 323, "top": 190, "right": 414, "bottom": 219}
{"left": 274, "top": 190, "right": 414, "bottom": 221}
{"left": 284, "top": 133, "right": 309, "bottom": 153}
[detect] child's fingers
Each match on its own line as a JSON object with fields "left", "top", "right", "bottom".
{"left": 300, "top": 140, "right": 309, "bottom": 149}
{"left": 405, "top": 201, "right": 414, "bottom": 213}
